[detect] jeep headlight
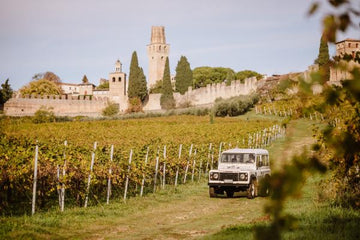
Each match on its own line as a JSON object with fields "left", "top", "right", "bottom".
{"left": 210, "top": 172, "right": 219, "bottom": 180}
{"left": 239, "top": 173, "right": 248, "bottom": 180}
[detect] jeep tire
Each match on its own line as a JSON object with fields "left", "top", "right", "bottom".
{"left": 259, "top": 175, "right": 270, "bottom": 197}
{"left": 247, "top": 179, "right": 257, "bottom": 199}
{"left": 209, "top": 187, "right": 217, "bottom": 198}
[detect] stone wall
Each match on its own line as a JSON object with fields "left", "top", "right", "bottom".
{"left": 5, "top": 77, "right": 257, "bottom": 116}
{"left": 143, "top": 93, "right": 162, "bottom": 111}
{"left": 142, "top": 77, "right": 257, "bottom": 111}
{"left": 4, "top": 95, "right": 108, "bottom": 117}
{"left": 174, "top": 77, "right": 257, "bottom": 108}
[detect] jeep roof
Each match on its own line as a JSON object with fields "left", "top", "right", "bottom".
{"left": 221, "top": 148, "right": 269, "bottom": 155}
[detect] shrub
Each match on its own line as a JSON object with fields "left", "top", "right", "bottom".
{"left": 214, "top": 94, "right": 258, "bottom": 117}
{"left": 177, "top": 100, "right": 193, "bottom": 109}
{"left": 32, "top": 106, "right": 55, "bottom": 123}
{"left": 126, "top": 97, "right": 143, "bottom": 113}
{"left": 102, "top": 102, "right": 119, "bottom": 116}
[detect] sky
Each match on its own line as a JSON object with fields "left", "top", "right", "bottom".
{"left": 0, "top": 0, "right": 359, "bottom": 90}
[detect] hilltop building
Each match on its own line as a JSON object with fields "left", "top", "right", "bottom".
{"left": 330, "top": 38, "right": 360, "bottom": 83}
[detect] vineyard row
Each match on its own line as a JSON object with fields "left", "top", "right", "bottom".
{"left": 1, "top": 124, "right": 285, "bottom": 215}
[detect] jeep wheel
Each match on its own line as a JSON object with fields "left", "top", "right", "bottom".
{"left": 225, "top": 190, "right": 234, "bottom": 198}
{"left": 209, "top": 187, "right": 217, "bottom": 198}
{"left": 259, "top": 176, "right": 270, "bottom": 197}
{"left": 247, "top": 179, "right": 256, "bottom": 199}
{"left": 263, "top": 175, "right": 271, "bottom": 197}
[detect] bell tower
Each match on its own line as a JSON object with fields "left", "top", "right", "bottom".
{"left": 109, "top": 59, "right": 127, "bottom": 110}
{"left": 147, "top": 26, "right": 170, "bottom": 88}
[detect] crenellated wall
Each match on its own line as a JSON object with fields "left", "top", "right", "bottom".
{"left": 174, "top": 77, "right": 257, "bottom": 108}
{"left": 4, "top": 94, "right": 108, "bottom": 117}
{"left": 5, "top": 77, "right": 257, "bottom": 116}
{"left": 142, "top": 77, "right": 257, "bottom": 111}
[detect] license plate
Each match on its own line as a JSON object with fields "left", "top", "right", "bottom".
{"left": 224, "top": 179, "right": 233, "bottom": 183}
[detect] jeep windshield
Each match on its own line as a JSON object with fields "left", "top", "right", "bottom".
{"left": 220, "top": 153, "right": 255, "bottom": 164}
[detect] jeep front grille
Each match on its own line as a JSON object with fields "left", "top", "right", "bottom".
{"left": 219, "top": 172, "right": 238, "bottom": 181}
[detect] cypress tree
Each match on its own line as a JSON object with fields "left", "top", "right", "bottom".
{"left": 160, "top": 57, "right": 175, "bottom": 109}
{"left": 0, "top": 78, "right": 13, "bottom": 105}
{"left": 175, "top": 56, "right": 193, "bottom": 94}
{"left": 128, "top": 51, "right": 140, "bottom": 99}
{"left": 315, "top": 35, "right": 330, "bottom": 66}
{"left": 137, "top": 67, "right": 148, "bottom": 102}
{"left": 315, "top": 34, "right": 330, "bottom": 82}
{"left": 128, "top": 51, "right": 148, "bottom": 102}
{"left": 82, "top": 75, "right": 89, "bottom": 84}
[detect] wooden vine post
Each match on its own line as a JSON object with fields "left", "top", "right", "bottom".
{"left": 106, "top": 145, "right": 114, "bottom": 204}
{"left": 60, "top": 140, "right": 67, "bottom": 212}
{"left": 191, "top": 149, "right": 197, "bottom": 182}
{"left": 183, "top": 144, "right": 193, "bottom": 183}
{"left": 153, "top": 148, "right": 160, "bottom": 192}
{"left": 84, "top": 142, "right": 97, "bottom": 208}
{"left": 206, "top": 143, "right": 212, "bottom": 172}
{"left": 31, "top": 144, "right": 39, "bottom": 216}
{"left": 198, "top": 159, "right": 203, "bottom": 182}
{"left": 140, "top": 146, "right": 150, "bottom": 197}
{"left": 175, "top": 144, "right": 182, "bottom": 188}
{"left": 123, "top": 149, "right": 133, "bottom": 202}
{"left": 162, "top": 145, "right": 166, "bottom": 189}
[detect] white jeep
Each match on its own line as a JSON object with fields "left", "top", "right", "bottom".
{"left": 208, "top": 148, "right": 271, "bottom": 198}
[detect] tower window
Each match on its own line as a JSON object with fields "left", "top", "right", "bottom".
{"left": 118, "top": 77, "right": 121, "bottom": 82}
{"left": 161, "top": 56, "right": 164, "bottom": 60}
{"left": 112, "top": 77, "right": 115, "bottom": 82}
{"left": 348, "top": 43, "right": 351, "bottom": 48}
{"left": 356, "top": 43, "right": 359, "bottom": 48}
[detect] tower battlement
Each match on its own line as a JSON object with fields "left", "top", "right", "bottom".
{"left": 150, "top": 26, "right": 166, "bottom": 44}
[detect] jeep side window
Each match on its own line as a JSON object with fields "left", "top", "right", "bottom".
{"left": 221, "top": 154, "right": 228, "bottom": 162}
{"left": 256, "top": 155, "right": 262, "bottom": 167}
{"left": 236, "top": 154, "right": 242, "bottom": 163}
{"left": 262, "top": 155, "right": 269, "bottom": 166}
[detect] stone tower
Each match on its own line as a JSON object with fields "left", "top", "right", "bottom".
{"left": 109, "top": 59, "right": 128, "bottom": 111}
{"left": 147, "top": 26, "right": 170, "bottom": 88}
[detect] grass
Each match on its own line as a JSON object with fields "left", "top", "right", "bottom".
{"left": 202, "top": 118, "right": 360, "bottom": 240}
{"left": 203, "top": 175, "right": 360, "bottom": 240}
{"left": 0, "top": 182, "right": 204, "bottom": 239}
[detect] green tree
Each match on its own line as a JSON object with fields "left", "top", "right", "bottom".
{"left": 0, "top": 79, "right": 13, "bottom": 105}
{"left": 32, "top": 106, "right": 55, "bottom": 123}
{"left": 315, "top": 34, "right": 331, "bottom": 83}
{"left": 33, "top": 72, "right": 61, "bottom": 84}
{"left": 82, "top": 75, "right": 89, "bottom": 84}
{"left": 149, "top": 80, "right": 163, "bottom": 94}
{"left": 127, "top": 51, "right": 148, "bottom": 103}
{"left": 20, "top": 79, "right": 63, "bottom": 96}
{"left": 193, "top": 67, "right": 236, "bottom": 88}
{"left": 96, "top": 81, "right": 109, "bottom": 90}
{"left": 102, "top": 102, "right": 119, "bottom": 116}
{"left": 160, "top": 57, "right": 175, "bottom": 109}
{"left": 235, "top": 70, "right": 262, "bottom": 82}
{"left": 175, "top": 56, "right": 193, "bottom": 94}
{"left": 226, "top": 69, "right": 235, "bottom": 85}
